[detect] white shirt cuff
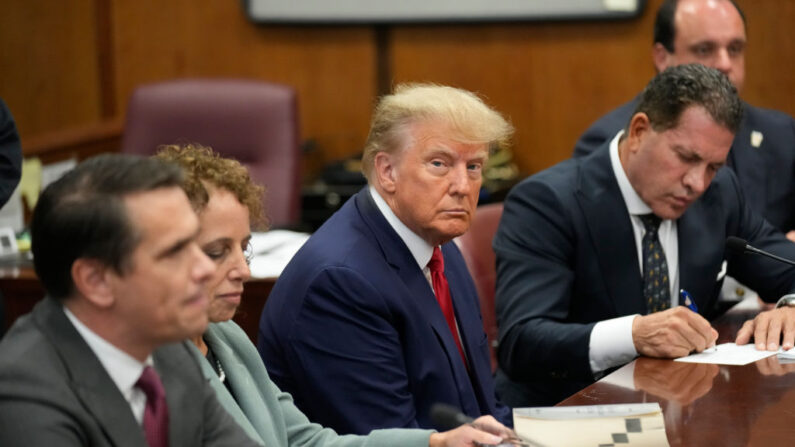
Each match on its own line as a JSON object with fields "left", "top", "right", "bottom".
{"left": 588, "top": 314, "right": 639, "bottom": 374}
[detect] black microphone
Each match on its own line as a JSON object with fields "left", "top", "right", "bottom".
{"left": 726, "top": 236, "right": 795, "bottom": 267}
{"left": 430, "top": 403, "right": 474, "bottom": 431}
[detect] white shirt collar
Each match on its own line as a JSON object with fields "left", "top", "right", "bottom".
{"left": 63, "top": 307, "right": 152, "bottom": 398}
{"left": 369, "top": 186, "right": 435, "bottom": 270}
{"left": 609, "top": 130, "right": 653, "bottom": 216}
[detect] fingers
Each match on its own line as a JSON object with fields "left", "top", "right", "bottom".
{"left": 471, "top": 415, "right": 515, "bottom": 439}
{"left": 632, "top": 308, "right": 717, "bottom": 358}
{"left": 735, "top": 319, "right": 755, "bottom": 345}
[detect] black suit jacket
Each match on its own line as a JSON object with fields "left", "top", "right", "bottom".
{"left": 494, "top": 143, "right": 795, "bottom": 406}
{"left": 0, "top": 98, "right": 23, "bottom": 209}
{"left": 0, "top": 298, "right": 260, "bottom": 446}
{"left": 573, "top": 98, "right": 795, "bottom": 231}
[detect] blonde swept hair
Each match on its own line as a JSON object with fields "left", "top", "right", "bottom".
{"left": 361, "top": 83, "right": 514, "bottom": 182}
{"left": 154, "top": 143, "right": 268, "bottom": 230}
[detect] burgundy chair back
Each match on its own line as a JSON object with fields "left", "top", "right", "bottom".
{"left": 121, "top": 79, "right": 300, "bottom": 227}
{"left": 455, "top": 202, "right": 504, "bottom": 372}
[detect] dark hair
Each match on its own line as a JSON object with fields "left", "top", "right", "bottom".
{"left": 31, "top": 154, "right": 184, "bottom": 299}
{"left": 654, "top": 0, "right": 746, "bottom": 52}
{"left": 633, "top": 64, "right": 743, "bottom": 134}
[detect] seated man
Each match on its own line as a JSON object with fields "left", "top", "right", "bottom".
{"left": 259, "top": 83, "right": 513, "bottom": 434}
{"left": 495, "top": 64, "right": 795, "bottom": 407}
{"left": 0, "top": 155, "right": 259, "bottom": 446}
{"left": 574, "top": 0, "right": 795, "bottom": 238}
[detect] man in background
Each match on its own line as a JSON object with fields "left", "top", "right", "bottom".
{"left": 259, "top": 84, "right": 513, "bottom": 433}
{"left": 0, "top": 154, "right": 260, "bottom": 446}
{"left": 574, "top": 0, "right": 795, "bottom": 239}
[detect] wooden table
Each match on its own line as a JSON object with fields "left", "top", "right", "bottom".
{"left": 558, "top": 304, "right": 795, "bottom": 446}
{"left": 0, "top": 265, "right": 275, "bottom": 344}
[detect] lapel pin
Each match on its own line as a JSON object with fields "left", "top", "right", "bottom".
{"left": 751, "top": 130, "right": 764, "bottom": 148}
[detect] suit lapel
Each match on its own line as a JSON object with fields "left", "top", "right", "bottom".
{"left": 677, "top": 186, "right": 726, "bottom": 317}
{"left": 576, "top": 146, "right": 646, "bottom": 316}
{"left": 355, "top": 189, "right": 477, "bottom": 410}
{"left": 33, "top": 298, "right": 146, "bottom": 446}
{"left": 727, "top": 102, "right": 767, "bottom": 215}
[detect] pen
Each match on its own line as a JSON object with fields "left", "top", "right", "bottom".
{"left": 680, "top": 289, "right": 698, "bottom": 312}
{"left": 680, "top": 289, "right": 717, "bottom": 352}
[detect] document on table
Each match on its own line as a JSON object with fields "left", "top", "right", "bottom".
{"left": 513, "top": 403, "right": 669, "bottom": 447}
{"left": 674, "top": 343, "right": 778, "bottom": 365}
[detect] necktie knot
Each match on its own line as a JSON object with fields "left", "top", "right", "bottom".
{"left": 639, "top": 213, "right": 662, "bottom": 236}
{"left": 428, "top": 246, "right": 444, "bottom": 274}
{"left": 136, "top": 366, "right": 165, "bottom": 403}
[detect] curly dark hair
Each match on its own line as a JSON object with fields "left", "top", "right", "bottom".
{"left": 155, "top": 143, "right": 268, "bottom": 230}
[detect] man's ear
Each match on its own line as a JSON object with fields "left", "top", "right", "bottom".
{"left": 626, "top": 112, "right": 653, "bottom": 154}
{"left": 71, "top": 258, "right": 115, "bottom": 309}
{"left": 374, "top": 152, "right": 398, "bottom": 194}
{"left": 652, "top": 43, "right": 673, "bottom": 74}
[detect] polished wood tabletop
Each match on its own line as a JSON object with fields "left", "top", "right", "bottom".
{"left": 0, "top": 265, "right": 275, "bottom": 344}
{"left": 558, "top": 303, "right": 795, "bottom": 446}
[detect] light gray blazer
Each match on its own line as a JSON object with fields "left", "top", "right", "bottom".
{"left": 191, "top": 320, "right": 433, "bottom": 447}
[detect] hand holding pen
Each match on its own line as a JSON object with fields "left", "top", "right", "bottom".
{"left": 631, "top": 291, "right": 718, "bottom": 358}
{"left": 680, "top": 289, "right": 717, "bottom": 352}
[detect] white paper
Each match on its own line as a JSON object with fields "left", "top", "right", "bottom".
{"left": 674, "top": 343, "right": 777, "bottom": 365}
{"left": 248, "top": 230, "right": 310, "bottom": 278}
{"left": 514, "top": 403, "right": 668, "bottom": 446}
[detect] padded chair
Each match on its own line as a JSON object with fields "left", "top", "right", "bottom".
{"left": 121, "top": 79, "right": 300, "bottom": 228}
{"left": 454, "top": 202, "right": 504, "bottom": 372}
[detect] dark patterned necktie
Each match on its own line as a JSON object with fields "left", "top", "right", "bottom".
{"left": 428, "top": 247, "right": 467, "bottom": 367}
{"left": 639, "top": 214, "right": 670, "bottom": 313}
{"left": 136, "top": 365, "right": 169, "bottom": 447}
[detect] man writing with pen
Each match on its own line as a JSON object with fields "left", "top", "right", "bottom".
{"left": 493, "top": 64, "right": 795, "bottom": 408}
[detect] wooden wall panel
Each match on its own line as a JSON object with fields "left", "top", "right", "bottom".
{"left": 111, "top": 0, "right": 377, "bottom": 165}
{"left": 391, "top": 0, "right": 795, "bottom": 175}
{"left": 737, "top": 0, "right": 795, "bottom": 116}
{"left": 0, "top": 0, "right": 103, "bottom": 141}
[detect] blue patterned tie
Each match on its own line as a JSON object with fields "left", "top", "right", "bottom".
{"left": 639, "top": 214, "right": 670, "bottom": 313}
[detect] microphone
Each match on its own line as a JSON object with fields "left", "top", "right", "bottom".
{"left": 726, "top": 236, "right": 795, "bottom": 267}
{"left": 430, "top": 403, "right": 474, "bottom": 431}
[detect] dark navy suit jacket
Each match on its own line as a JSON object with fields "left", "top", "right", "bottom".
{"left": 574, "top": 98, "right": 795, "bottom": 231}
{"left": 0, "top": 98, "right": 22, "bottom": 209}
{"left": 494, "top": 144, "right": 795, "bottom": 407}
{"left": 258, "top": 188, "right": 510, "bottom": 434}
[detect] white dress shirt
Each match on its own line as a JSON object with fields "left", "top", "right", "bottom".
{"left": 588, "top": 131, "right": 680, "bottom": 374}
{"left": 369, "top": 186, "right": 468, "bottom": 360}
{"left": 64, "top": 307, "right": 152, "bottom": 424}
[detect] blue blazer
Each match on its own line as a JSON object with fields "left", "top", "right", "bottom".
{"left": 573, "top": 98, "right": 795, "bottom": 231}
{"left": 0, "top": 98, "right": 23, "bottom": 209}
{"left": 258, "top": 189, "right": 510, "bottom": 434}
{"left": 494, "top": 144, "right": 795, "bottom": 407}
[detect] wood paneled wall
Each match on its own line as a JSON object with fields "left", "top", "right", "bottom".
{"left": 1, "top": 0, "right": 792, "bottom": 176}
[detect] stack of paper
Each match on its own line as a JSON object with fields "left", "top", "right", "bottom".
{"left": 513, "top": 403, "right": 669, "bottom": 446}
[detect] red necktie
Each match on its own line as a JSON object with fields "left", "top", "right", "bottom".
{"left": 136, "top": 366, "right": 170, "bottom": 447}
{"left": 428, "top": 246, "right": 467, "bottom": 367}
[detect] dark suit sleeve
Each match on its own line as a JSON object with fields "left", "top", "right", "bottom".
{"left": 0, "top": 400, "right": 88, "bottom": 447}
{"left": 573, "top": 100, "right": 636, "bottom": 158}
{"left": 721, "top": 170, "right": 795, "bottom": 301}
{"left": 278, "top": 267, "right": 422, "bottom": 434}
{"left": 494, "top": 178, "right": 596, "bottom": 381}
{"left": 0, "top": 99, "right": 23, "bottom": 208}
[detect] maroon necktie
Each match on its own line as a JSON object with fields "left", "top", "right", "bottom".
{"left": 136, "top": 365, "right": 169, "bottom": 447}
{"left": 428, "top": 247, "right": 467, "bottom": 367}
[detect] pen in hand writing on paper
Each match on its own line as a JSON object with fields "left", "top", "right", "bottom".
{"left": 680, "top": 289, "right": 717, "bottom": 352}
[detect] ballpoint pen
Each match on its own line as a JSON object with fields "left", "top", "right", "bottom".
{"left": 680, "top": 289, "right": 717, "bottom": 352}
{"left": 680, "top": 289, "right": 698, "bottom": 312}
